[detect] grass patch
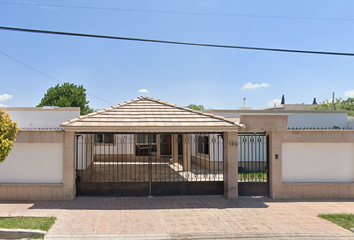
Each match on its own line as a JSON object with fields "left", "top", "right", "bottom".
{"left": 319, "top": 213, "right": 354, "bottom": 231}
{"left": 238, "top": 171, "right": 267, "bottom": 182}
{"left": 0, "top": 217, "right": 56, "bottom": 231}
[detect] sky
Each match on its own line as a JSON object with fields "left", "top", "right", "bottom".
{"left": 0, "top": 0, "right": 354, "bottom": 111}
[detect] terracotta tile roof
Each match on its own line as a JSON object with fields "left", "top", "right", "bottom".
{"left": 61, "top": 96, "right": 244, "bottom": 132}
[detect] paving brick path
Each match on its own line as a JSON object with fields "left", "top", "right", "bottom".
{"left": 1, "top": 196, "right": 354, "bottom": 238}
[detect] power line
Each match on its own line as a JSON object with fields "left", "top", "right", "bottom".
{"left": 1, "top": 26, "right": 354, "bottom": 57}
{"left": 0, "top": 50, "right": 116, "bottom": 105}
{"left": 0, "top": 1, "right": 353, "bottom": 22}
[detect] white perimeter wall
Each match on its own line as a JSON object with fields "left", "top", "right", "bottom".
{"left": 282, "top": 143, "right": 354, "bottom": 183}
{"left": 212, "top": 111, "right": 348, "bottom": 129}
{"left": 287, "top": 113, "right": 347, "bottom": 128}
{"left": 0, "top": 143, "right": 63, "bottom": 184}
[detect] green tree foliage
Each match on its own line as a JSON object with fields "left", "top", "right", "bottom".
{"left": 37, "top": 83, "right": 93, "bottom": 115}
{"left": 316, "top": 98, "right": 354, "bottom": 116}
{"left": 185, "top": 104, "right": 205, "bottom": 112}
{"left": 0, "top": 110, "right": 18, "bottom": 163}
{"left": 281, "top": 95, "right": 285, "bottom": 104}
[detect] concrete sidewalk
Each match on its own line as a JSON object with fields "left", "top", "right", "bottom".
{"left": 0, "top": 196, "right": 354, "bottom": 239}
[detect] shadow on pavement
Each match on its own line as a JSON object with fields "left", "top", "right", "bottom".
{"left": 1, "top": 196, "right": 354, "bottom": 211}
{"left": 1, "top": 195, "right": 270, "bottom": 210}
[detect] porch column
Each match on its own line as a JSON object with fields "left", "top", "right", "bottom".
{"left": 172, "top": 134, "right": 179, "bottom": 163}
{"left": 223, "top": 132, "right": 238, "bottom": 199}
{"left": 182, "top": 134, "right": 191, "bottom": 171}
{"left": 156, "top": 134, "right": 161, "bottom": 160}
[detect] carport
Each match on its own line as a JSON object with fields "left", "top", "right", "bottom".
{"left": 61, "top": 96, "right": 242, "bottom": 198}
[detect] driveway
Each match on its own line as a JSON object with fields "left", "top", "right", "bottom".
{"left": 1, "top": 196, "right": 354, "bottom": 239}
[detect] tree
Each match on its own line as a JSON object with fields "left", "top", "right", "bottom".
{"left": 281, "top": 95, "right": 285, "bottom": 105}
{"left": 315, "top": 98, "right": 354, "bottom": 116}
{"left": 0, "top": 110, "right": 18, "bottom": 163}
{"left": 185, "top": 104, "right": 205, "bottom": 112}
{"left": 37, "top": 83, "right": 93, "bottom": 115}
{"left": 312, "top": 98, "right": 317, "bottom": 105}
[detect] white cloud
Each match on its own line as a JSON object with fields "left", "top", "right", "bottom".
{"left": 268, "top": 99, "right": 281, "bottom": 107}
{"left": 138, "top": 89, "right": 149, "bottom": 93}
{"left": 0, "top": 94, "right": 13, "bottom": 102}
{"left": 344, "top": 90, "right": 354, "bottom": 98}
{"left": 242, "top": 82, "right": 270, "bottom": 90}
{"left": 0, "top": 103, "right": 8, "bottom": 107}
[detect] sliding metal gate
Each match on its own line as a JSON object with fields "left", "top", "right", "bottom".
{"left": 75, "top": 133, "right": 224, "bottom": 196}
{"left": 238, "top": 133, "right": 269, "bottom": 196}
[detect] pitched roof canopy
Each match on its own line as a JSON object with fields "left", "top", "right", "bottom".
{"left": 61, "top": 96, "right": 244, "bottom": 132}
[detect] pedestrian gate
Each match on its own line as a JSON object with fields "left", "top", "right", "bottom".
{"left": 238, "top": 133, "right": 269, "bottom": 196}
{"left": 75, "top": 133, "right": 224, "bottom": 196}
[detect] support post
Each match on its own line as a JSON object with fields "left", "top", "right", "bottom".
{"left": 156, "top": 134, "right": 161, "bottom": 160}
{"left": 172, "top": 134, "right": 179, "bottom": 163}
{"left": 182, "top": 134, "right": 191, "bottom": 171}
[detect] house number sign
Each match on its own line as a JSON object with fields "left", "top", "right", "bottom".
{"left": 228, "top": 140, "right": 237, "bottom": 147}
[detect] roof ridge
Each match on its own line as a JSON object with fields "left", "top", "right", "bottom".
{"left": 61, "top": 96, "right": 243, "bottom": 128}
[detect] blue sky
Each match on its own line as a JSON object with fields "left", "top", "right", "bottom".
{"left": 1, "top": 0, "right": 354, "bottom": 111}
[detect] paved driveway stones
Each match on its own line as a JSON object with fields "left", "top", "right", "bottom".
{"left": 1, "top": 196, "right": 354, "bottom": 239}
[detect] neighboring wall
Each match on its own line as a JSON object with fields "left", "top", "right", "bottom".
{"left": 240, "top": 114, "right": 354, "bottom": 199}
{"left": 3, "top": 107, "right": 80, "bottom": 129}
{"left": 348, "top": 117, "right": 354, "bottom": 128}
{"left": 210, "top": 110, "right": 349, "bottom": 129}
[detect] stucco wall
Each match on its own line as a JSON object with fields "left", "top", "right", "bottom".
{"left": 3, "top": 107, "right": 79, "bottom": 128}
{"left": 282, "top": 143, "right": 354, "bottom": 183}
{"left": 0, "top": 131, "right": 74, "bottom": 201}
{"left": 0, "top": 143, "right": 63, "bottom": 183}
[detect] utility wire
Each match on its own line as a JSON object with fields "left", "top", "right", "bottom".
{"left": 0, "top": 50, "right": 116, "bottom": 105}
{"left": 1, "top": 26, "right": 354, "bottom": 57}
{"left": 0, "top": 1, "right": 353, "bottom": 22}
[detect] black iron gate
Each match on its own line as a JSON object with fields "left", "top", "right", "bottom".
{"left": 75, "top": 133, "right": 224, "bottom": 196}
{"left": 238, "top": 133, "right": 269, "bottom": 196}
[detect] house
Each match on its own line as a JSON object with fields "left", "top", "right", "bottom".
{"left": 1, "top": 96, "right": 354, "bottom": 200}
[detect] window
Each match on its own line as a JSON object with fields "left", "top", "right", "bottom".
{"left": 136, "top": 134, "right": 157, "bottom": 156}
{"left": 198, "top": 136, "right": 209, "bottom": 155}
{"left": 136, "top": 134, "right": 156, "bottom": 144}
{"left": 94, "top": 134, "right": 114, "bottom": 144}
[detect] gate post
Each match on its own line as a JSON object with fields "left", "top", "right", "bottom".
{"left": 223, "top": 132, "right": 238, "bottom": 199}
{"left": 63, "top": 131, "right": 76, "bottom": 200}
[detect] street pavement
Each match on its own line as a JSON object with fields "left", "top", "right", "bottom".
{"left": 1, "top": 196, "right": 354, "bottom": 239}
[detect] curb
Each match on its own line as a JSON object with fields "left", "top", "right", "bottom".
{"left": 0, "top": 228, "right": 46, "bottom": 239}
